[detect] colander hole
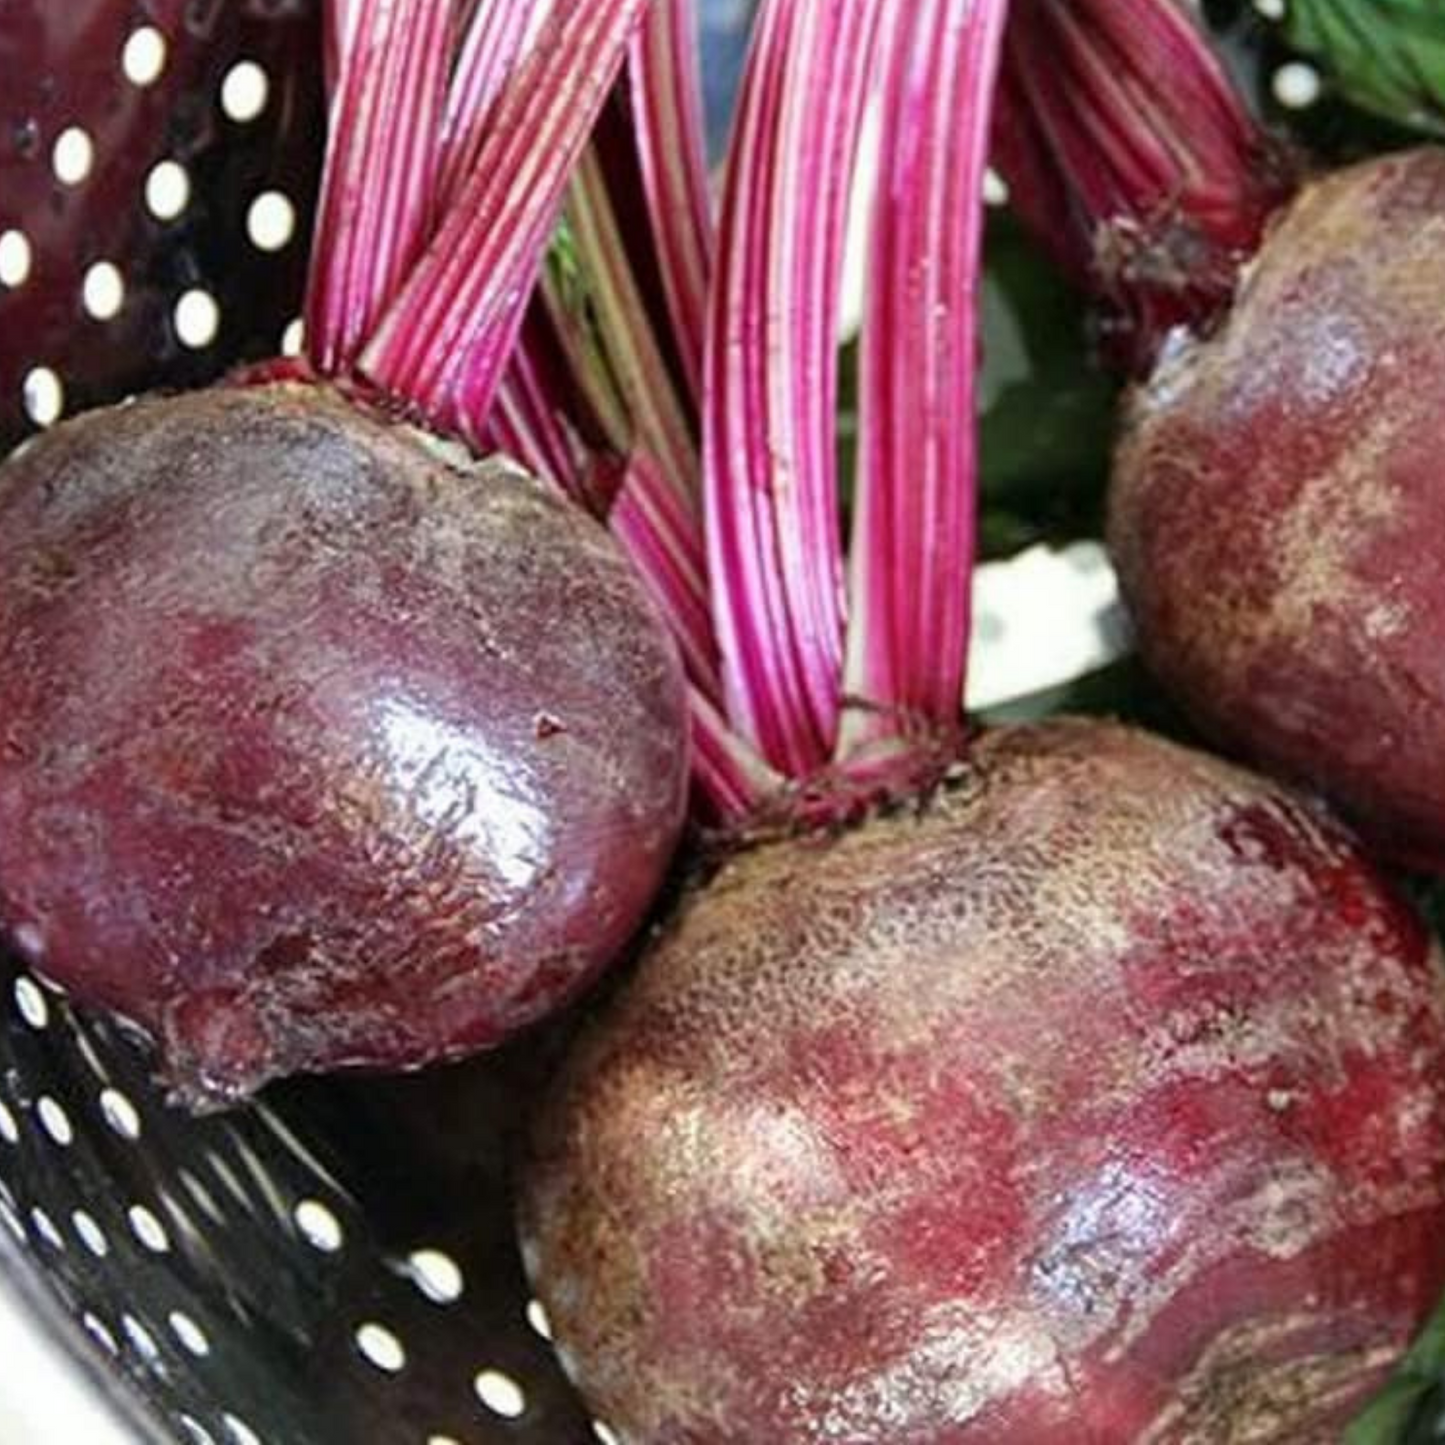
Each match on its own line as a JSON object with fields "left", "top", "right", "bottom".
{"left": 983, "top": 168, "right": 1008, "bottom": 207}
{"left": 99, "top": 1087, "right": 142, "bottom": 1140}
{"left": 354, "top": 1321, "right": 406, "bottom": 1373}
{"left": 13, "top": 975, "right": 49, "bottom": 1028}
{"left": 221, "top": 61, "right": 271, "bottom": 123}
{"left": 83, "top": 1312, "right": 119, "bottom": 1355}
{"left": 281, "top": 317, "right": 305, "bottom": 356}
{"left": 128, "top": 1203, "right": 171, "bottom": 1253}
{"left": 428, "top": 1436, "right": 462, "bottom": 1445}
{"left": 1272, "top": 60, "right": 1322, "bottom": 110}
{"left": 168, "top": 1310, "right": 211, "bottom": 1357}
{"left": 121, "top": 26, "right": 170, "bottom": 87}
{"left": 247, "top": 191, "right": 297, "bottom": 252}
{"left": 30, "top": 1205, "right": 64, "bottom": 1250}
{"left": 0, "top": 229, "right": 32, "bottom": 288}
{"left": 223, "top": 1415, "right": 264, "bottom": 1445}
{"left": 83, "top": 261, "right": 127, "bottom": 321}
{"left": 72, "top": 1208, "right": 109, "bottom": 1257}
{"left": 36, "top": 1095, "right": 73, "bottom": 1146}
{"left": 408, "top": 1248, "right": 464, "bottom": 1304}
{"left": 180, "top": 1416, "right": 218, "bottom": 1445}
{"left": 474, "top": 1369, "right": 527, "bottom": 1420}
{"left": 0, "top": 1100, "right": 18, "bottom": 1145}
{"left": 146, "top": 160, "right": 193, "bottom": 222}
{"left": 525, "top": 1298, "right": 553, "bottom": 1341}
{"left": 122, "top": 1313, "right": 160, "bottom": 1362}
{"left": 293, "top": 1197, "right": 343, "bottom": 1252}
{"left": 51, "top": 126, "right": 95, "bottom": 187}
{"left": 1253, "top": 0, "right": 1285, "bottom": 17}
{"left": 593, "top": 1422, "right": 621, "bottom": 1445}
{"left": 21, "top": 367, "right": 64, "bottom": 428}
{"left": 175, "top": 289, "right": 221, "bottom": 349}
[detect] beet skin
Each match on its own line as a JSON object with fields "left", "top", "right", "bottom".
{"left": 0, "top": 384, "right": 688, "bottom": 1104}
{"left": 1110, "top": 147, "right": 1445, "bottom": 869}
{"left": 522, "top": 719, "right": 1445, "bottom": 1443}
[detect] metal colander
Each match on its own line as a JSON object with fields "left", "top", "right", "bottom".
{"left": 0, "top": 945, "right": 597, "bottom": 1444}
{"left": 0, "top": 5, "right": 606, "bottom": 1441}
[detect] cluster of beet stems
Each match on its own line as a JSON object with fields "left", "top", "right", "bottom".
{"left": 297, "top": 0, "right": 1293, "bottom": 822}
{"left": 288, "top": 0, "right": 1001, "bottom": 818}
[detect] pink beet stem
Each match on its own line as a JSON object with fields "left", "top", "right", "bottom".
{"left": 360, "top": 0, "right": 652, "bottom": 446}
{"left": 438, "top": 0, "right": 534, "bottom": 209}
{"left": 485, "top": 306, "right": 601, "bottom": 506}
{"left": 323, "top": 0, "right": 360, "bottom": 97}
{"left": 612, "top": 454, "right": 723, "bottom": 703}
{"left": 994, "top": 0, "right": 1289, "bottom": 370}
{"left": 305, "top": 0, "right": 453, "bottom": 374}
{"left": 626, "top": 0, "right": 716, "bottom": 402}
{"left": 687, "top": 690, "right": 785, "bottom": 822}
{"left": 703, "top": 0, "right": 886, "bottom": 778}
{"left": 840, "top": 0, "right": 1008, "bottom": 764}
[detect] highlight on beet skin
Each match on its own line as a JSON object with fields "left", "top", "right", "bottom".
{"left": 514, "top": 1, "right": 1445, "bottom": 1439}
{"left": 0, "top": 0, "right": 695, "bottom": 1107}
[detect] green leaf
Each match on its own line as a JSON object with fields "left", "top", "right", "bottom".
{"left": 975, "top": 212, "right": 1121, "bottom": 556}
{"left": 1347, "top": 1301, "right": 1445, "bottom": 1442}
{"left": 1284, "top": 0, "right": 1445, "bottom": 137}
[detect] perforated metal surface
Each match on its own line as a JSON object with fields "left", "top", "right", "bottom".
{"left": 0, "top": 0, "right": 322, "bottom": 452}
{"left": 0, "top": 948, "right": 599, "bottom": 1444}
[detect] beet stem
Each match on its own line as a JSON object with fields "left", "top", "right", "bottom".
{"left": 486, "top": 308, "right": 598, "bottom": 500}
{"left": 611, "top": 455, "right": 724, "bottom": 704}
{"left": 438, "top": 0, "right": 532, "bottom": 209}
{"left": 839, "top": 0, "right": 1007, "bottom": 763}
{"left": 687, "top": 688, "right": 785, "bottom": 821}
{"left": 304, "top": 0, "right": 453, "bottom": 374}
{"left": 994, "top": 0, "right": 1291, "bottom": 371}
{"left": 702, "top": 0, "right": 887, "bottom": 778}
{"left": 360, "top": 0, "right": 651, "bottom": 443}
{"left": 625, "top": 0, "right": 716, "bottom": 403}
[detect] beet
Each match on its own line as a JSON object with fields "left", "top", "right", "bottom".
{"left": 0, "top": 383, "right": 688, "bottom": 1104}
{"left": 1109, "top": 149, "right": 1445, "bottom": 869}
{"left": 521, "top": 719, "right": 1445, "bottom": 1443}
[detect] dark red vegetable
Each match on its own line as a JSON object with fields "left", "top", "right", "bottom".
{"left": 524, "top": 720, "right": 1445, "bottom": 1443}
{"left": 0, "top": 1, "right": 698, "bottom": 1103}
{"left": 0, "top": 385, "right": 686, "bottom": 1104}
{"left": 1110, "top": 148, "right": 1445, "bottom": 870}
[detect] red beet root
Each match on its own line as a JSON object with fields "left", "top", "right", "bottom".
{"left": 1110, "top": 149, "right": 1445, "bottom": 870}
{"left": 522, "top": 719, "right": 1445, "bottom": 1443}
{"left": 0, "top": 384, "right": 688, "bottom": 1104}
